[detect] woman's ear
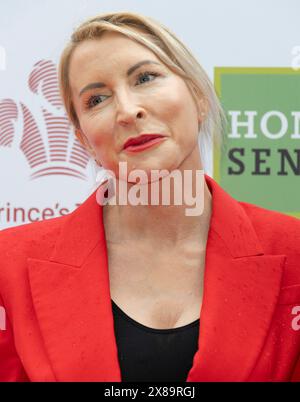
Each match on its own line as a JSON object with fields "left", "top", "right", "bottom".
{"left": 197, "top": 97, "right": 209, "bottom": 124}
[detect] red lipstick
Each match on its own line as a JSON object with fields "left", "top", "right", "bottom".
{"left": 123, "top": 134, "right": 166, "bottom": 153}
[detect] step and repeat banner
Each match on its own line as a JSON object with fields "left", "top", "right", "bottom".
{"left": 0, "top": 0, "right": 299, "bottom": 229}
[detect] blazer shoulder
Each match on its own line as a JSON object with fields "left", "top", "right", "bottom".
{"left": 0, "top": 214, "right": 68, "bottom": 276}
{"left": 0, "top": 213, "right": 67, "bottom": 244}
{"left": 0, "top": 209, "right": 86, "bottom": 304}
{"left": 239, "top": 201, "right": 300, "bottom": 255}
{"left": 239, "top": 201, "right": 300, "bottom": 286}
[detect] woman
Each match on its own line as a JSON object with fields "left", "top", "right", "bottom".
{"left": 0, "top": 11, "right": 300, "bottom": 382}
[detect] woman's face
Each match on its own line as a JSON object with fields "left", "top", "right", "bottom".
{"left": 70, "top": 31, "right": 205, "bottom": 179}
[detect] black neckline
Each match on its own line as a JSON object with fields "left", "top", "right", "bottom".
{"left": 111, "top": 299, "right": 200, "bottom": 334}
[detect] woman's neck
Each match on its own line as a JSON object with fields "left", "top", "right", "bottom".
{"left": 102, "top": 147, "right": 212, "bottom": 248}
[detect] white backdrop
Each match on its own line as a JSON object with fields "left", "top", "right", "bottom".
{"left": 0, "top": 0, "right": 299, "bottom": 229}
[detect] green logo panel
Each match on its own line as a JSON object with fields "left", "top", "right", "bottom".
{"left": 214, "top": 68, "right": 300, "bottom": 218}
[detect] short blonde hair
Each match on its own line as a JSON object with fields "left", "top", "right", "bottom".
{"left": 58, "top": 11, "right": 226, "bottom": 157}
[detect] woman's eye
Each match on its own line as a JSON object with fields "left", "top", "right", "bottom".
{"left": 85, "top": 95, "right": 107, "bottom": 109}
{"left": 84, "top": 71, "right": 160, "bottom": 109}
{"left": 136, "top": 71, "right": 160, "bottom": 85}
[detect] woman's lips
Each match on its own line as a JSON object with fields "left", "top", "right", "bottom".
{"left": 123, "top": 136, "right": 167, "bottom": 153}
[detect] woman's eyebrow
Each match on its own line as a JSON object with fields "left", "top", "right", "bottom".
{"left": 78, "top": 60, "right": 161, "bottom": 97}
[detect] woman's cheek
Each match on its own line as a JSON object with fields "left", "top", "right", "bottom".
{"left": 154, "top": 84, "right": 185, "bottom": 122}
{"left": 81, "top": 117, "right": 108, "bottom": 148}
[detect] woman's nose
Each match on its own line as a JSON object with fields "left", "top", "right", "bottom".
{"left": 115, "top": 90, "right": 146, "bottom": 126}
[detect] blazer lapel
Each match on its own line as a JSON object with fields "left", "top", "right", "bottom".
{"left": 28, "top": 175, "right": 286, "bottom": 382}
{"left": 186, "top": 175, "right": 286, "bottom": 381}
{"left": 28, "top": 180, "right": 121, "bottom": 381}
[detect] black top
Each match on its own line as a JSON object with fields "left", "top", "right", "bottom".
{"left": 112, "top": 300, "right": 200, "bottom": 382}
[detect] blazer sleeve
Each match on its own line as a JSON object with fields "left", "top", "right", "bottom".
{"left": 0, "top": 293, "right": 28, "bottom": 382}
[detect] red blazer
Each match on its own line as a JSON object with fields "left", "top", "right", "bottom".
{"left": 1, "top": 174, "right": 300, "bottom": 382}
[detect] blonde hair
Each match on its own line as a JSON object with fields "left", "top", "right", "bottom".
{"left": 58, "top": 11, "right": 226, "bottom": 160}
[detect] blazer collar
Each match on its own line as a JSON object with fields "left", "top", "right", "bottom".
{"left": 27, "top": 174, "right": 285, "bottom": 381}
{"left": 51, "top": 174, "right": 263, "bottom": 265}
